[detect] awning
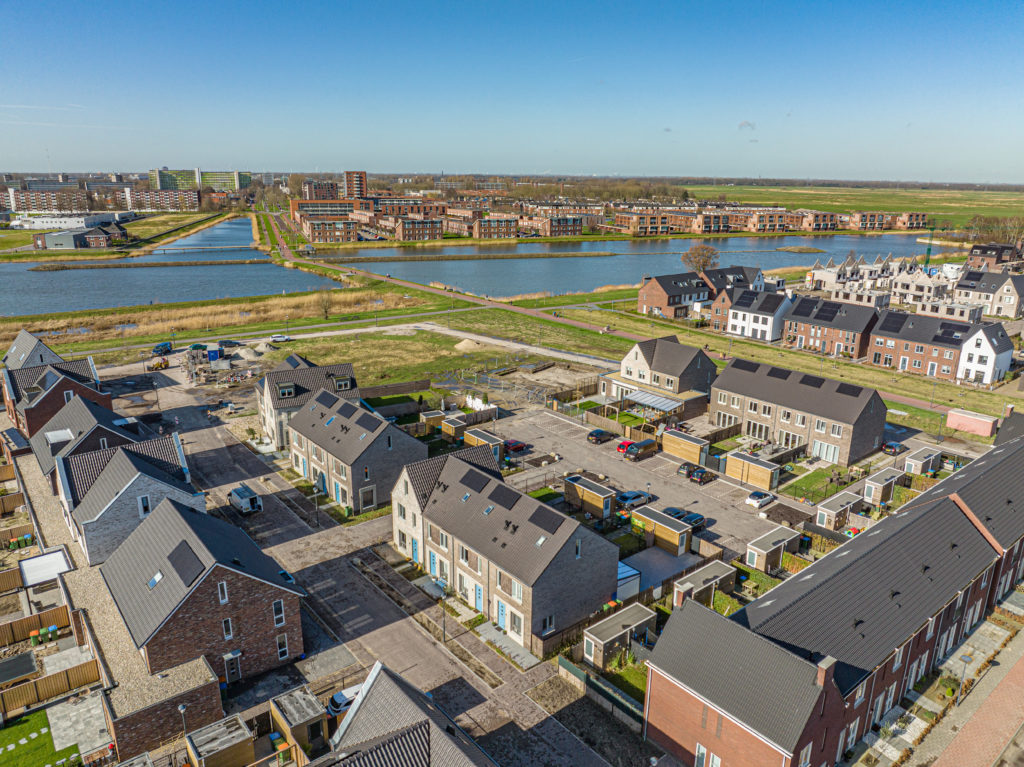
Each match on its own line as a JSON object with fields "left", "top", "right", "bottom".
{"left": 623, "top": 389, "right": 683, "bottom": 413}
{"left": 19, "top": 549, "right": 71, "bottom": 587}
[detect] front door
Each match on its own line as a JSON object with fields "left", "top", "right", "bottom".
{"left": 899, "top": 356, "right": 909, "bottom": 371}
{"left": 429, "top": 551, "right": 437, "bottom": 577}
{"left": 497, "top": 600, "right": 507, "bottom": 630}
{"left": 224, "top": 655, "right": 241, "bottom": 684}
{"left": 359, "top": 486, "right": 375, "bottom": 511}
{"left": 474, "top": 584, "right": 483, "bottom": 611}
{"left": 603, "top": 496, "right": 611, "bottom": 517}
{"left": 411, "top": 538, "right": 419, "bottom": 563}
{"left": 928, "top": 361, "right": 937, "bottom": 376}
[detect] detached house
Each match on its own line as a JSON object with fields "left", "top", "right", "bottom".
{"left": 2, "top": 355, "right": 109, "bottom": 438}
{"left": 646, "top": 437, "right": 1024, "bottom": 767}
{"left": 101, "top": 499, "right": 305, "bottom": 681}
{"left": 600, "top": 336, "right": 716, "bottom": 418}
{"left": 710, "top": 359, "right": 886, "bottom": 465}
{"left": 55, "top": 435, "right": 203, "bottom": 564}
{"left": 288, "top": 389, "right": 426, "bottom": 512}
{"left": 783, "top": 297, "right": 878, "bottom": 358}
{"left": 965, "top": 242, "right": 1020, "bottom": 271}
{"left": 256, "top": 354, "right": 359, "bottom": 450}
{"left": 392, "top": 451, "right": 619, "bottom": 655}
{"left": 954, "top": 269, "right": 1024, "bottom": 318}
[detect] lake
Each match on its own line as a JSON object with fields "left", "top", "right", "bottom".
{"left": 339, "top": 233, "right": 938, "bottom": 297}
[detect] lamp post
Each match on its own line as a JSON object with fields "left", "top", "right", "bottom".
{"left": 313, "top": 488, "right": 322, "bottom": 528}
{"left": 178, "top": 703, "right": 187, "bottom": 738}
{"left": 285, "top": 315, "right": 289, "bottom": 337}
{"left": 956, "top": 654, "right": 973, "bottom": 705}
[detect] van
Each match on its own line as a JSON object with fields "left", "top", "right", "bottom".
{"left": 624, "top": 439, "right": 658, "bottom": 462}
{"left": 229, "top": 483, "right": 263, "bottom": 515}
{"left": 152, "top": 342, "right": 172, "bottom": 356}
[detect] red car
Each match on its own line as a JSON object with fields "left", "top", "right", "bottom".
{"left": 503, "top": 439, "right": 527, "bottom": 453}
{"left": 616, "top": 440, "right": 636, "bottom": 454}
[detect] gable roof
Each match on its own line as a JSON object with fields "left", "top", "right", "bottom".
{"left": 713, "top": 358, "right": 885, "bottom": 425}
{"left": 2, "top": 330, "right": 63, "bottom": 370}
{"left": 650, "top": 601, "right": 824, "bottom": 753}
{"left": 632, "top": 336, "right": 705, "bottom": 376}
{"left": 7, "top": 358, "right": 98, "bottom": 407}
{"left": 61, "top": 435, "right": 186, "bottom": 507}
{"left": 100, "top": 499, "right": 304, "bottom": 647}
{"left": 871, "top": 310, "right": 977, "bottom": 349}
{"left": 996, "top": 412, "right": 1024, "bottom": 446}
{"left": 261, "top": 358, "right": 358, "bottom": 410}
{"left": 973, "top": 323, "right": 1014, "bottom": 355}
{"left": 403, "top": 446, "right": 502, "bottom": 509}
{"left": 645, "top": 271, "right": 708, "bottom": 295}
{"left": 725, "top": 288, "right": 788, "bottom": 316}
{"left": 326, "top": 662, "right": 495, "bottom": 766}
{"left": 784, "top": 297, "right": 878, "bottom": 333}
{"left": 701, "top": 266, "right": 761, "bottom": 294}
{"left": 30, "top": 396, "right": 149, "bottom": 477}
{"left": 955, "top": 270, "right": 1024, "bottom": 294}
{"left": 72, "top": 448, "right": 195, "bottom": 525}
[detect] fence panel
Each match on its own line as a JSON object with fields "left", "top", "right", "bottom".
{"left": 0, "top": 523, "right": 33, "bottom": 544}
{"left": 67, "top": 659, "right": 100, "bottom": 689}
{"left": 0, "top": 604, "right": 70, "bottom": 647}
{"left": 0, "top": 659, "right": 99, "bottom": 716}
{"left": 0, "top": 494, "right": 27, "bottom": 516}
{"left": 1, "top": 682, "right": 38, "bottom": 713}
{"left": 34, "top": 669, "right": 71, "bottom": 701}
{"left": 0, "top": 464, "right": 15, "bottom": 482}
{"left": 0, "top": 566, "right": 23, "bottom": 593}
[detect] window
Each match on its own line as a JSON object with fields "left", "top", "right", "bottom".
{"left": 717, "top": 392, "right": 727, "bottom": 404}
{"left": 138, "top": 495, "right": 151, "bottom": 518}
{"left": 398, "top": 530, "right": 407, "bottom": 549}
{"left": 99, "top": 437, "right": 108, "bottom": 449}
{"left": 148, "top": 571, "right": 163, "bottom": 589}
{"left": 273, "top": 599, "right": 285, "bottom": 627}
{"left": 746, "top": 550, "right": 757, "bottom": 566}
{"left": 439, "top": 531, "right": 449, "bottom": 550}
{"left": 748, "top": 401, "right": 759, "bottom": 413}
{"left": 276, "top": 634, "right": 289, "bottom": 660}
{"left": 397, "top": 503, "right": 406, "bottom": 521}
{"left": 459, "top": 544, "right": 469, "bottom": 564}
{"left": 781, "top": 409, "right": 791, "bottom": 422}
{"left": 926, "top": 616, "right": 936, "bottom": 639}
{"left": 799, "top": 742, "right": 812, "bottom": 767}
{"left": 945, "top": 350, "right": 954, "bottom": 359}
{"left": 541, "top": 615, "right": 555, "bottom": 634}
{"left": 830, "top": 424, "right": 843, "bottom": 437}
{"left": 915, "top": 344, "right": 924, "bottom": 354}
{"left": 363, "top": 467, "right": 369, "bottom": 480}
{"left": 761, "top": 404, "right": 772, "bottom": 417}
{"left": 386, "top": 435, "right": 392, "bottom": 450}
{"left": 510, "top": 611, "right": 523, "bottom": 636}
{"left": 730, "top": 395, "right": 740, "bottom": 408}
{"left": 795, "top": 414, "right": 807, "bottom": 427}
{"left": 223, "top": 618, "right": 233, "bottom": 640}
{"left": 403, "top": 479, "right": 409, "bottom": 495}
{"left": 217, "top": 581, "right": 228, "bottom": 604}
{"left": 815, "top": 419, "right": 826, "bottom": 433}
{"left": 335, "top": 461, "right": 347, "bottom": 478}
{"left": 854, "top": 681, "right": 866, "bottom": 705}
{"left": 575, "top": 539, "right": 582, "bottom": 559}
{"left": 63, "top": 390, "right": 73, "bottom": 403}
{"left": 665, "top": 378, "right": 674, "bottom": 389}
{"left": 893, "top": 644, "right": 904, "bottom": 670}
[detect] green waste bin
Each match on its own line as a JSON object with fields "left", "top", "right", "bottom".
{"left": 38, "top": 627, "right": 50, "bottom": 643}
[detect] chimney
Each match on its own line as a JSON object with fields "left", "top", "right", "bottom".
{"left": 816, "top": 656, "right": 836, "bottom": 687}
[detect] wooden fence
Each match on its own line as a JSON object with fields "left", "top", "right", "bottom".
{"left": 360, "top": 378, "right": 431, "bottom": 399}
{"left": 0, "top": 493, "right": 26, "bottom": 516}
{"left": 547, "top": 376, "right": 601, "bottom": 403}
{"left": 0, "top": 522, "right": 33, "bottom": 545}
{"left": 0, "top": 566, "right": 22, "bottom": 593}
{"left": 0, "top": 604, "right": 70, "bottom": 647}
{"left": 0, "top": 658, "right": 99, "bottom": 715}
{"left": 0, "top": 464, "right": 14, "bottom": 482}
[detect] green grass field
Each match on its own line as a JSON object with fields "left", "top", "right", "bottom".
{"left": 603, "top": 663, "right": 648, "bottom": 703}
{"left": 682, "top": 185, "right": 1024, "bottom": 228}
{"left": 510, "top": 287, "right": 639, "bottom": 309}
{"left": 0, "top": 228, "right": 51, "bottom": 250}
{"left": 782, "top": 467, "right": 858, "bottom": 503}
{"left": 0, "top": 710, "right": 80, "bottom": 767}
{"left": 122, "top": 212, "right": 218, "bottom": 240}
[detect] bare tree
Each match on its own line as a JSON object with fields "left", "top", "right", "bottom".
{"left": 287, "top": 173, "right": 305, "bottom": 198}
{"left": 317, "top": 286, "right": 332, "bottom": 319}
{"left": 681, "top": 244, "right": 719, "bottom": 272}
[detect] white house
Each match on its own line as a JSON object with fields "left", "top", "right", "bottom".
{"left": 957, "top": 324, "right": 1013, "bottom": 384}
{"left": 727, "top": 290, "right": 792, "bottom": 342}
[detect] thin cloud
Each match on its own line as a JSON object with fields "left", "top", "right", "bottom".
{"left": 0, "top": 104, "right": 86, "bottom": 111}
{"left": 738, "top": 120, "right": 756, "bottom": 130}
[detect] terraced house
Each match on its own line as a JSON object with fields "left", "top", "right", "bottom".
{"left": 288, "top": 389, "right": 426, "bottom": 512}
{"left": 783, "top": 297, "right": 879, "bottom": 358}
{"left": 391, "top": 449, "right": 619, "bottom": 655}
{"left": 1, "top": 354, "right": 108, "bottom": 438}
{"left": 709, "top": 359, "right": 886, "bottom": 465}
{"left": 645, "top": 436, "right": 1024, "bottom": 767}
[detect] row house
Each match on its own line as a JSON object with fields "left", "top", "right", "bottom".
{"left": 367, "top": 197, "right": 447, "bottom": 218}
{"left": 725, "top": 290, "right": 791, "bottom": 341}
{"left": 645, "top": 438, "right": 1024, "bottom": 767}
{"left": 783, "top": 296, "right": 879, "bottom": 358}
{"left": 445, "top": 213, "right": 518, "bottom": 238}
{"left": 955, "top": 269, "right": 1024, "bottom": 318}
{"left": 287, "top": 388, "right": 426, "bottom": 511}
{"left": 728, "top": 209, "right": 790, "bottom": 232}
{"left": 965, "top": 242, "right": 1021, "bottom": 271}
{"left": 2, "top": 354, "right": 109, "bottom": 438}
{"left": 600, "top": 336, "right": 717, "bottom": 402}
{"left": 613, "top": 210, "right": 672, "bottom": 236}
{"left": 805, "top": 254, "right": 911, "bottom": 292}
{"left": 869, "top": 310, "right": 1013, "bottom": 384}
{"left": 518, "top": 214, "right": 584, "bottom": 237}
{"left": 890, "top": 269, "right": 948, "bottom": 307}
{"left": 709, "top": 358, "right": 886, "bottom": 465}
{"left": 101, "top": 498, "right": 305, "bottom": 682}
{"left": 392, "top": 450, "right": 619, "bottom": 656}
{"left": 915, "top": 300, "right": 983, "bottom": 323}
{"left": 829, "top": 286, "right": 891, "bottom": 309}
{"left": 296, "top": 214, "right": 359, "bottom": 243}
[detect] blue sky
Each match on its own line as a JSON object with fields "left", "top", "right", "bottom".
{"left": 3, "top": 0, "right": 1022, "bottom": 182}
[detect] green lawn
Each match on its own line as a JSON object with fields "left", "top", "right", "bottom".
{"left": 510, "top": 287, "right": 640, "bottom": 309}
{"left": 713, "top": 590, "right": 743, "bottom": 616}
{"left": 603, "top": 663, "right": 648, "bottom": 703}
{"left": 611, "top": 531, "right": 644, "bottom": 559}
{"left": 887, "top": 484, "right": 921, "bottom": 511}
{"left": 733, "top": 562, "right": 783, "bottom": 596}
{"left": 782, "top": 467, "right": 858, "bottom": 503}
{"left": 122, "top": 212, "right": 220, "bottom": 240}
{"left": 0, "top": 228, "right": 51, "bottom": 251}
{"left": 0, "top": 710, "right": 80, "bottom": 767}
{"left": 364, "top": 393, "right": 417, "bottom": 408}
{"left": 617, "top": 412, "right": 644, "bottom": 427}
{"left": 528, "top": 488, "right": 562, "bottom": 504}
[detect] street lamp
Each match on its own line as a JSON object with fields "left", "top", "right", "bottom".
{"left": 312, "top": 487, "right": 322, "bottom": 528}
{"left": 285, "top": 315, "right": 289, "bottom": 336}
{"left": 178, "top": 703, "right": 187, "bottom": 737}
{"left": 170, "top": 327, "right": 177, "bottom": 351}
{"left": 956, "top": 654, "right": 973, "bottom": 705}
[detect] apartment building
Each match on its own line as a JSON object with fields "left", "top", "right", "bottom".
{"left": 288, "top": 389, "right": 426, "bottom": 511}
{"left": 341, "top": 170, "right": 367, "bottom": 198}
{"left": 297, "top": 214, "right": 358, "bottom": 243}
{"left": 965, "top": 243, "right": 1020, "bottom": 271}
{"left": 645, "top": 438, "right": 1024, "bottom": 767}
{"left": 123, "top": 188, "right": 200, "bottom": 211}
{"left": 614, "top": 210, "right": 672, "bottom": 236}
{"left": 891, "top": 270, "right": 948, "bottom": 307}
{"left": 301, "top": 180, "right": 339, "bottom": 200}
{"left": 829, "top": 287, "right": 892, "bottom": 309}
{"left": 366, "top": 197, "right": 447, "bottom": 217}
{"left": 288, "top": 198, "right": 372, "bottom": 222}
{"left": 725, "top": 290, "right": 792, "bottom": 341}
{"left": 955, "top": 269, "right": 1024, "bottom": 318}
{"left": 149, "top": 168, "right": 250, "bottom": 190}
{"left": 599, "top": 336, "right": 717, "bottom": 401}
{"left": 8, "top": 187, "right": 90, "bottom": 212}
{"left": 518, "top": 215, "right": 583, "bottom": 237}
{"left": 849, "top": 211, "right": 890, "bottom": 230}
{"left": 709, "top": 358, "right": 886, "bottom": 464}
{"left": 392, "top": 450, "right": 619, "bottom": 656}
{"left": 394, "top": 217, "right": 444, "bottom": 240}
{"left": 729, "top": 209, "right": 790, "bottom": 232}
{"left": 783, "top": 297, "right": 879, "bottom": 358}
{"left": 868, "top": 310, "right": 1013, "bottom": 384}
{"left": 793, "top": 209, "right": 839, "bottom": 231}
{"left": 895, "top": 211, "right": 929, "bottom": 229}
{"left": 473, "top": 214, "right": 518, "bottom": 238}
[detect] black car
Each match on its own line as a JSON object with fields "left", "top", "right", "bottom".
{"left": 218, "top": 339, "right": 242, "bottom": 348}
{"left": 587, "top": 429, "right": 615, "bottom": 444}
{"left": 689, "top": 469, "right": 716, "bottom": 485}
{"left": 881, "top": 441, "right": 906, "bottom": 456}
{"left": 682, "top": 512, "right": 706, "bottom": 531}
{"left": 676, "top": 462, "right": 699, "bottom": 478}
{"left": 662, "top": 507, "right": 686, "bottom": 519}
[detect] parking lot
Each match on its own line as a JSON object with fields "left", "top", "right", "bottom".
{"left": 491, "top": 409, "right": 783, "bottom": 559}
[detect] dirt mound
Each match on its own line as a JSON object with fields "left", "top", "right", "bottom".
{"left": 253, "top": 342, "right": 277, "bottom": 353}
{"left": 455, "top": 338, "right": 502, "bottom": 352}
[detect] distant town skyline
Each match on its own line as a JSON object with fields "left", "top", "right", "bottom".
{"left": 3, "top": 0, "right": 1023, "bottom": 183}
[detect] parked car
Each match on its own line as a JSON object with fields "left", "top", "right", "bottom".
{"left": 882, "top": 441, "right": 906, "bottom": 456}
{"left": 624, "top": 439, "right": 658, "bottom": 462}
{"left": 218, "top": 339, "right": 242, "bottom": 348}
{"left": 327, "top": 682, "right": 364, "bottom": 716}
{"left": 745, "top": 491, "right": 775, "bottom": 509}
{"left": 662, "top": 507, "right": 687, "bottom": 520}
{"left": 616, "top": 490, "right": 653, "bottom": 510}
{"left": 152, "top": 342, "right": 172, "bottom": 356}
{"left": 503, "top": 439, "right": 527, "bottom": 453}
{"left": 616, "top": 440, "right": 636, "bottom": 454}
{"left": 689, "top": 469, "right": 716, "bottom": 485}
{"left": 269, "top": 334, "right": 292, "bottom": 343}
{"left": 587, "top": 429, "right": 615, "bottom": 444}
{"left": 676, "top": 462, "right": 699, "bottom": 478}
{"left": 188, "top": 343, "right": 206, "bottom": 351}
{"left": 682, "top": 512, "right": 706, "bottom": 531}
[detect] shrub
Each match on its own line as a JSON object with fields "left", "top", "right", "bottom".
{"left": 879, "top": 725, "right": 893, "bottom": 739}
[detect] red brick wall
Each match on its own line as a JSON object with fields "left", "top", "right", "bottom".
{"left": 638, "top": 281, "right": 670, "bottom": 315}
{"left": 110, "top": 681, "right": 223, "bottom": 760}
{"left": 22, "top": 384, "right": 112, "bottom": 437}
{"left": 143, "top": 565, "right": 303, "bottom": 679}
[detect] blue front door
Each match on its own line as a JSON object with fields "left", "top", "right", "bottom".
{"left": 334, "top": 482, "right": 341, "bottom": 504}
{"left": 411, "top": 538, "right": 419, "bottom": 563}
{"left": 301, "top": 458, "right": 307, "bottom": 478}
{"left": 497, "top": 600, "right": 506, "bottom": 630}
{"left": 429, "top": 551, "right": 437, "bottom": 577}
{"left": 474, "top": 584, "right": 483, "bottom": 611}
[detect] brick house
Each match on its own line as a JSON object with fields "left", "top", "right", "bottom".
{"left": 288, "top": 389, "right": 427, "bottom": 511}
{"left": 55, "top": 435, "right": 201, "bottom": 564}
{"left": 645, "top": 437, "right": 1024, "bottom": 767}
{"left": 599, "top": 336, "right": 717, "bottom": 402}
{"left": 517, "top": 215, "right": 583, "bottom": 236}
{"left": 255, "top": 354, "right": 359, "bottom": 450}
{"left": 709, "top": 358, "right": 887, "bottom": 465}
{"left": 782, "top": 297, "right": 879, "bottom": 358}
{"left": 794, "top": 209, "right": 839, "bottom": 231}
{"left": 954, "top": 269, "right": 1024, "bottom": 318}
{"left": 392, "top": 450, "right": 619, "bottom": 656}
{"left": 2, "top": 357, "right": 109, "bottom": 438}
{"left": 637, "top": 272, "right": 711, "bottom": 318}
{"left": 964, "top": 242, "right": 1020, "bottom": 271}
{"left": 101, "top": 498, "right": 305, "bottom": 681}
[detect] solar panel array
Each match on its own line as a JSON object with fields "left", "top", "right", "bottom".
{"left": 731, "top": 359, "right": 760, "bottom": 373}
{"left": 356, "top": 412, "right": 381, "bottom": 432}
{"left": 759, "top": 294, "right": 784, "bottom": 313}
{"left": 816, "top": 302, "right": 840, "bottom": 322}
{"left": 462, "top": 469, "right": 490, "bottom": 493}
{"left": 791, "top": 298, "right": 816, "bottom": 318}
{"left": 733, "top": 291, "right": 757, "bottom": 308}
{"left": 168, "top": 541, "right": 204, "bottom": 586}
{"left": 338, "top": 402, "right": 358, "bottom": 418}
{"left": 836, "top": 383, "right": 864, "bottom": 397}
{"left": 767, "top": 367, "right": 791, "bottom": 380}
{"left": 315, "top": 391, "right": 339, "bottom": 409}
{"left": 800, "top": 375, "right": 825, "bottom": 388}
{"left": 528, "top": 506, "right": 564, "bottom": 535}
{"left": 878, "top": 313, "right": 908, "bottom": 334}
{"left": 488, "top": 484, "right": 519, "bottom": 510}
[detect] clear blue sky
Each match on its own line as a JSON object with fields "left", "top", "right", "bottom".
{"left": 3, "top": 0, "right": 1022, "bottom": 182}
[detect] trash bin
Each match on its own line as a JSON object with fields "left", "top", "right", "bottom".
{"left": 38, "top": 627, "right": 49, "bottom": 643}
{"left": 29, "top": 630, "right": 39, "bottom": 646}
{"left": 48, "top": 625, "right": 58, "bottom": 640}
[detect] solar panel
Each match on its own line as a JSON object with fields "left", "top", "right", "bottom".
{"left": 731, "top": 359, "right": 759, "bottom": 373}
{"left": 733, "top": 291, "right": 756, "bottom": 308}
{"left": 338, "top": 402, "right": 358, "bottom": 418}
{"left": 878, "top": 313, "right": 908, "bottom": 333}
{"left": 836, "top": 383, "right": 863, "bottom": 397}
{"left": 283, "top": 356, "right": 301, "bottom": 369}
{"left": 528, "top": 505, "right": 563, "bottom": 535}
{"left": 767, "top": 367, "right": 790, "bottom": 380}
{"left": 168, "top": 541, "right": 204, "bottom": 586}
{"left": 488, "top": 484, "right": 520, "bottom": 510}
{"left": 315, "top": 391, "right": 339, "bottom": 409}
{"left": 791, "top": 298, "right": 816, "bottom": 318}
{"left": 939, "top": 322, "right": 969, "bottom": 332}
{"left": 816, "top": 304, "right": 839, "bottom": 322}
{"left": 758, "top": 294, "right": 783, "bottom": 313}
{"left": 461, "top": 469, "right": 490, "bottom": 493}
{"left": 356, "top": 412, "right": 381, "bottom": 432}
{"left": 799, "top": 375, "right": 825, "bottom": 388}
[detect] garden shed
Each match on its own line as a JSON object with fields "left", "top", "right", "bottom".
{"left": 464, "top": 428, "right": 504, "bottom": 463}
{"left": 904, "top": 447, "right": 942, "bottom": 476}
{"left": 672, "top": 560, "right": 736, "bottom": 608}
{"left": 724, "top": 451, "right": 779, "bottom": 491}
{"left": 583, "top": 602, "right": 657, "bottom": 671}
{"left": 816, "top": 490, "right": 863, "bottom": 530}
{"left": 744, "top": 526, "right": 800, "bottom": 572}
{"left": 661, "top": 428, "right": 708, "bottom": 465}
{"left": 863, "top": 467, "right": 905, "bottom": 508}
{"left": 563, "top": 474, "right": 615, "bottom": 518}
{"left": 631, "top": 506, "right": 692, "bottom": 556}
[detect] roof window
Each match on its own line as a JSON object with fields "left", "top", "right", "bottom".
{"left": 147, "top": 571, "right": 163, "bottom": 589}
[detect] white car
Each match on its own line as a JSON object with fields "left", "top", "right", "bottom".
{"left": 327, "top": 682, "right": 364, "bottom": 716}
{"left": 269, "top": 334, "right": 292, "bottom": 343}
{"left": 745, "top": 491, "right": 775, "bottom": 509}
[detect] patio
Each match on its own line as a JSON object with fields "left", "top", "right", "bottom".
{"left": 476, "top": 620, "right": 541, "bottom": 669}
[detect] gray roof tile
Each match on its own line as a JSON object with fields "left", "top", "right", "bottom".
{"left": 62, "top": 436, "right": 185, "bottom": 506}
{"left": 7, "top": 358, "right": 97, "bottom": 405}
{"left": 72, "top": 448, "right": 195, "bottom": 525}
{"left": 784, "top": 297, "right": 878, "bottom": 333}
{"left": 404, "top": 447, "right": 501, "bottom": 509}
{"left": 262, "top": 359, "right": 358, "bottom": 410}
{"left": 30, "top": 397, "right": 149, "bottom": 477}
{"left": 2, "top": 329, "right": 63, "bottom": 370}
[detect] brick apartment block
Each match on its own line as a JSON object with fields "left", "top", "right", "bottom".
{"left": 297, "top": 213, "right": 359, "bottom": 243}
{"left": 289, "top": 198, "right": 373, "bottom": 222}
{"left": 518, "top": 214, "right": 583, "bottom": 237}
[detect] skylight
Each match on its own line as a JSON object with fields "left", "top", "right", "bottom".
{"left": 536, "top": 536, "right": 547, "bottom": 547}
{"left": 147, "top": 571, "right": 163, "bottom": 589}
{"left": 461, "top": 493, "right": 471, "bottom": 502}
{"left": 483, "top": 505, "right": 494, "bottom": 515}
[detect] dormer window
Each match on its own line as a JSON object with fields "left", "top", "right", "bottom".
{"left": 335, "top": 378, "right": 351, "bottom": 391}
{"left": 278, "top": 383, "right": 295, "bottom": 398}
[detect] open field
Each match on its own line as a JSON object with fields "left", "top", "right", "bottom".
{"left": 122, "top": 211, "right": 216, "bottom": 240}
{"left": 682, "top": 185, "right": 1024, "bottom": 228}
{"left": 508, "top": 286, "right": 639, "bottom": 308}
{"left": 0, "top": 228, "right": 51, "bottom": 251}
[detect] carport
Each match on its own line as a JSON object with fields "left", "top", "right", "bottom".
{"left": 623, "top": 389, "right": 684, "bottom": 414}
{"left": 617, "top": 561, "right": 641, "bottom": 601}
{"left": 0, "top": 652, "right": 37, "bottom": 689}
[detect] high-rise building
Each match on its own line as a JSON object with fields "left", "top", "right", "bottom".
{"left": 341, "top": 170, "right": 367, "bottom": 198}
{"left": 149, "top": 168, "right": 251, "bottom": 191}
